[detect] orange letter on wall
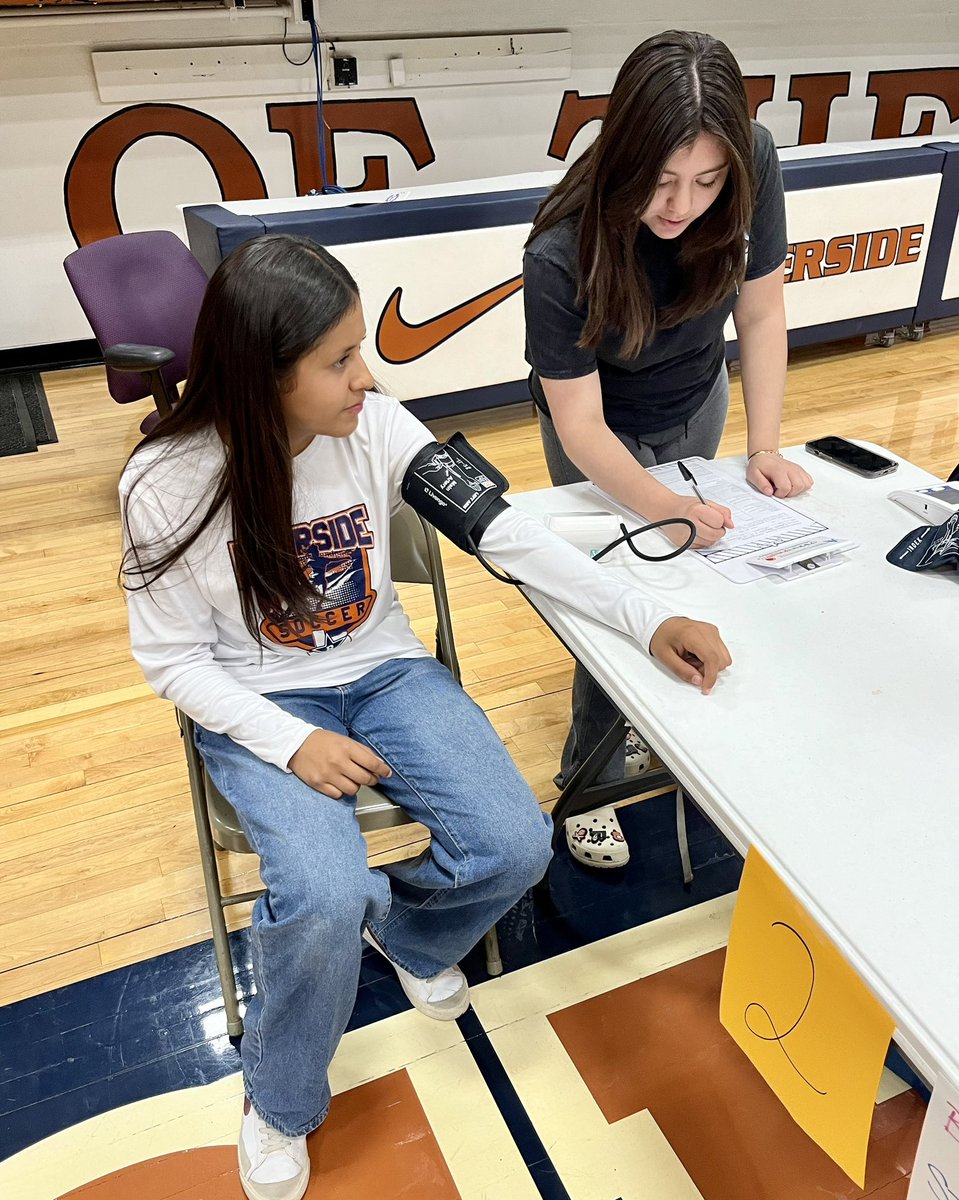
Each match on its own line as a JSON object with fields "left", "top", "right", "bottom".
{"left": 64, "top": 104, "right": 267, "bottom": 247}
{"left": 744, "top": 76, "right": 775, "bottom": 120}
{"left": 787, "top": 73, "right": 852, "bottom": 145}
{"left": 547, "top": 91, "right": 610, "bottom": 161}
{"left": 267, "top": 98, "right": 434, "bottom": 193}
{"left": 867, "top": 69, "right": 959, "bottom": 138}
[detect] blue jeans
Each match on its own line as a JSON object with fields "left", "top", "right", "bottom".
{"left": 194, "top": 656, "right": 552, "bottom": 1137}
{"left": 538, "top": 367, "right": 730, "bottom": 784}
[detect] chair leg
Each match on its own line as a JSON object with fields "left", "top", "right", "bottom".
{"left": 676, "top": 786, "right": 694, "bottom": 886}
{"left": 198, "top": 830, "right": 242, "bottom": 1036}
{"left": 483, "top": 926, "right": 504, "bottom": 976}
{"left": 181, "top": 717, "right": 245, "bottom": 1037}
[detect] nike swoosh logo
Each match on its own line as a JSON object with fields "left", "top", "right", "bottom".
{"left": 375, "top": 274, "right": 524, "bottom": 365}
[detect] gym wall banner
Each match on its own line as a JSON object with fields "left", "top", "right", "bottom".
{"left": 185, "top": 143, "right": 951, "bottom": 409}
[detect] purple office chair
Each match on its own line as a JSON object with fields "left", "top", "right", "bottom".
{"left": 63, "top": 230, "right": 209, "bottom": 427}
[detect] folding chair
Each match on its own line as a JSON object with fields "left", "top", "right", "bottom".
{"left": 180, "top": 505, "right": 503, "bottom": 1037}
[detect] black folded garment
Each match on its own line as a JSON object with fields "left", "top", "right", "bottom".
{"left": 887, "top": 510, "right": 959, "bottom": 573}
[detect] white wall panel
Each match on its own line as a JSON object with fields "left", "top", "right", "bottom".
{"left": 2, "top": 2, "right": 959, "bottom": 349}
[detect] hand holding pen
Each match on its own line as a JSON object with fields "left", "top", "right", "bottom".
{"left": 676, "top": 460, "right": 734, "bottom": 549}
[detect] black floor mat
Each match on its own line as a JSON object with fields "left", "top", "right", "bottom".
{"left": 0, "top": 372, "right": 57, "bottom": 457}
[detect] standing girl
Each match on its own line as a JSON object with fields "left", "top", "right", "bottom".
{"left": 121, "top": 233, "right": 730, "bottom": 1199}
{"left": 524, "top": 29, "right": 812, "bottom": 855}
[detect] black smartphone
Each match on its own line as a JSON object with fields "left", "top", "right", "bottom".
{"left": 804, "top": 436, "right": 898, "bottom": 478}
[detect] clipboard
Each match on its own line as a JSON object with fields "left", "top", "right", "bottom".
{"left": 592, "top": 459, "right": 852, "bottom": 584}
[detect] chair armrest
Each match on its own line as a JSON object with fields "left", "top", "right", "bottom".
{"left": 104, "top": 343, "right": 176, "bottom": 372}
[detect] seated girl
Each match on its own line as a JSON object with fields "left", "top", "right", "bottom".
{"left": 120, "top": 233, "right": 730, "bottom": 1200}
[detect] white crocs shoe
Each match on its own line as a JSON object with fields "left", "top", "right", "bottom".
{"left": 363, "top": 928, "right": 470, "bottom": 1020}
{"left": 624, "top": 728, "right": 651, "bottom": 778}
{"left": 238, "top": 1096, "right": 310, "bottom": 1200}
{"left": 565, "top": 804, "right": 630, "bottom": 868}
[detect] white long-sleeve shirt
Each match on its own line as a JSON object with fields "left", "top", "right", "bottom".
{"left": 121, "top": 394, "right": 677, "bottom": 770}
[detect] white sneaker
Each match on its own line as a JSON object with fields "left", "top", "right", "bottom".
{"left": 238, "top": 1096, "right": 310, "bottom": 1200}
{"left": 363, "top": 928, "right": 470, "bottom": 1020}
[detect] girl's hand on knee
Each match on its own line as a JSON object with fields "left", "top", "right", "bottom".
{"left": 649, "top": 617, "right": 732, "bottom": 695}
{"left": 288, "top": 730, "right": 392, "bottom": 799}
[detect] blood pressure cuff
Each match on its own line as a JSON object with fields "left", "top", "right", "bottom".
{"left": 401, "top": 433, "right": 510, "bottom": 553}
{"left": 886, "top": 511, "right": 959, "bottom": 573}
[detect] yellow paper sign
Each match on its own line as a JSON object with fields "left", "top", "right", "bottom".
{"left": 720, "top": 848, "right": 895, "bottom": 1187}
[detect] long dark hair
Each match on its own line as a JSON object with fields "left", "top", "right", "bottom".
{"left": 121, "top": 233, "right": 360, "bottom": 642}
{"left": 528, "top": 30, "right": 756, "bottom": 357}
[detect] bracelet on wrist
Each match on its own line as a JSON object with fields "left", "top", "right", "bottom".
{"left": 747, "top": 449, "right": 783, "bottom": 463}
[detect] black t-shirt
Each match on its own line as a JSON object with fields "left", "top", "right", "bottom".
{"left": 523, "top": 122, "right": 787, "bottom": 436}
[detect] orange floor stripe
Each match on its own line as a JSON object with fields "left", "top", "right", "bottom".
{"left": 548, "top": 949, "right": 924, "bottom": 1199}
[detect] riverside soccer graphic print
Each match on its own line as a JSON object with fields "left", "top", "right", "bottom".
{"left": 231, "top": 503, "right": 378, "bottom": 652}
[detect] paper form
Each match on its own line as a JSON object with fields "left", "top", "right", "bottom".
{"left": 591, "top": 456, "right": 841, "bottom": 584}
{"left": 906, "top": 1074, "right": 959, "bottom": 1199}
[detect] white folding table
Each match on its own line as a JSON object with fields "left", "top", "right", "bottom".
{"left": 510, "top": 444, "right": 959, "bottom": 1087}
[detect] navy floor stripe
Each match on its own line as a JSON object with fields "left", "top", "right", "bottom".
{"left": 456, "top": 1006, "right": 572, "bottom": 1200}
